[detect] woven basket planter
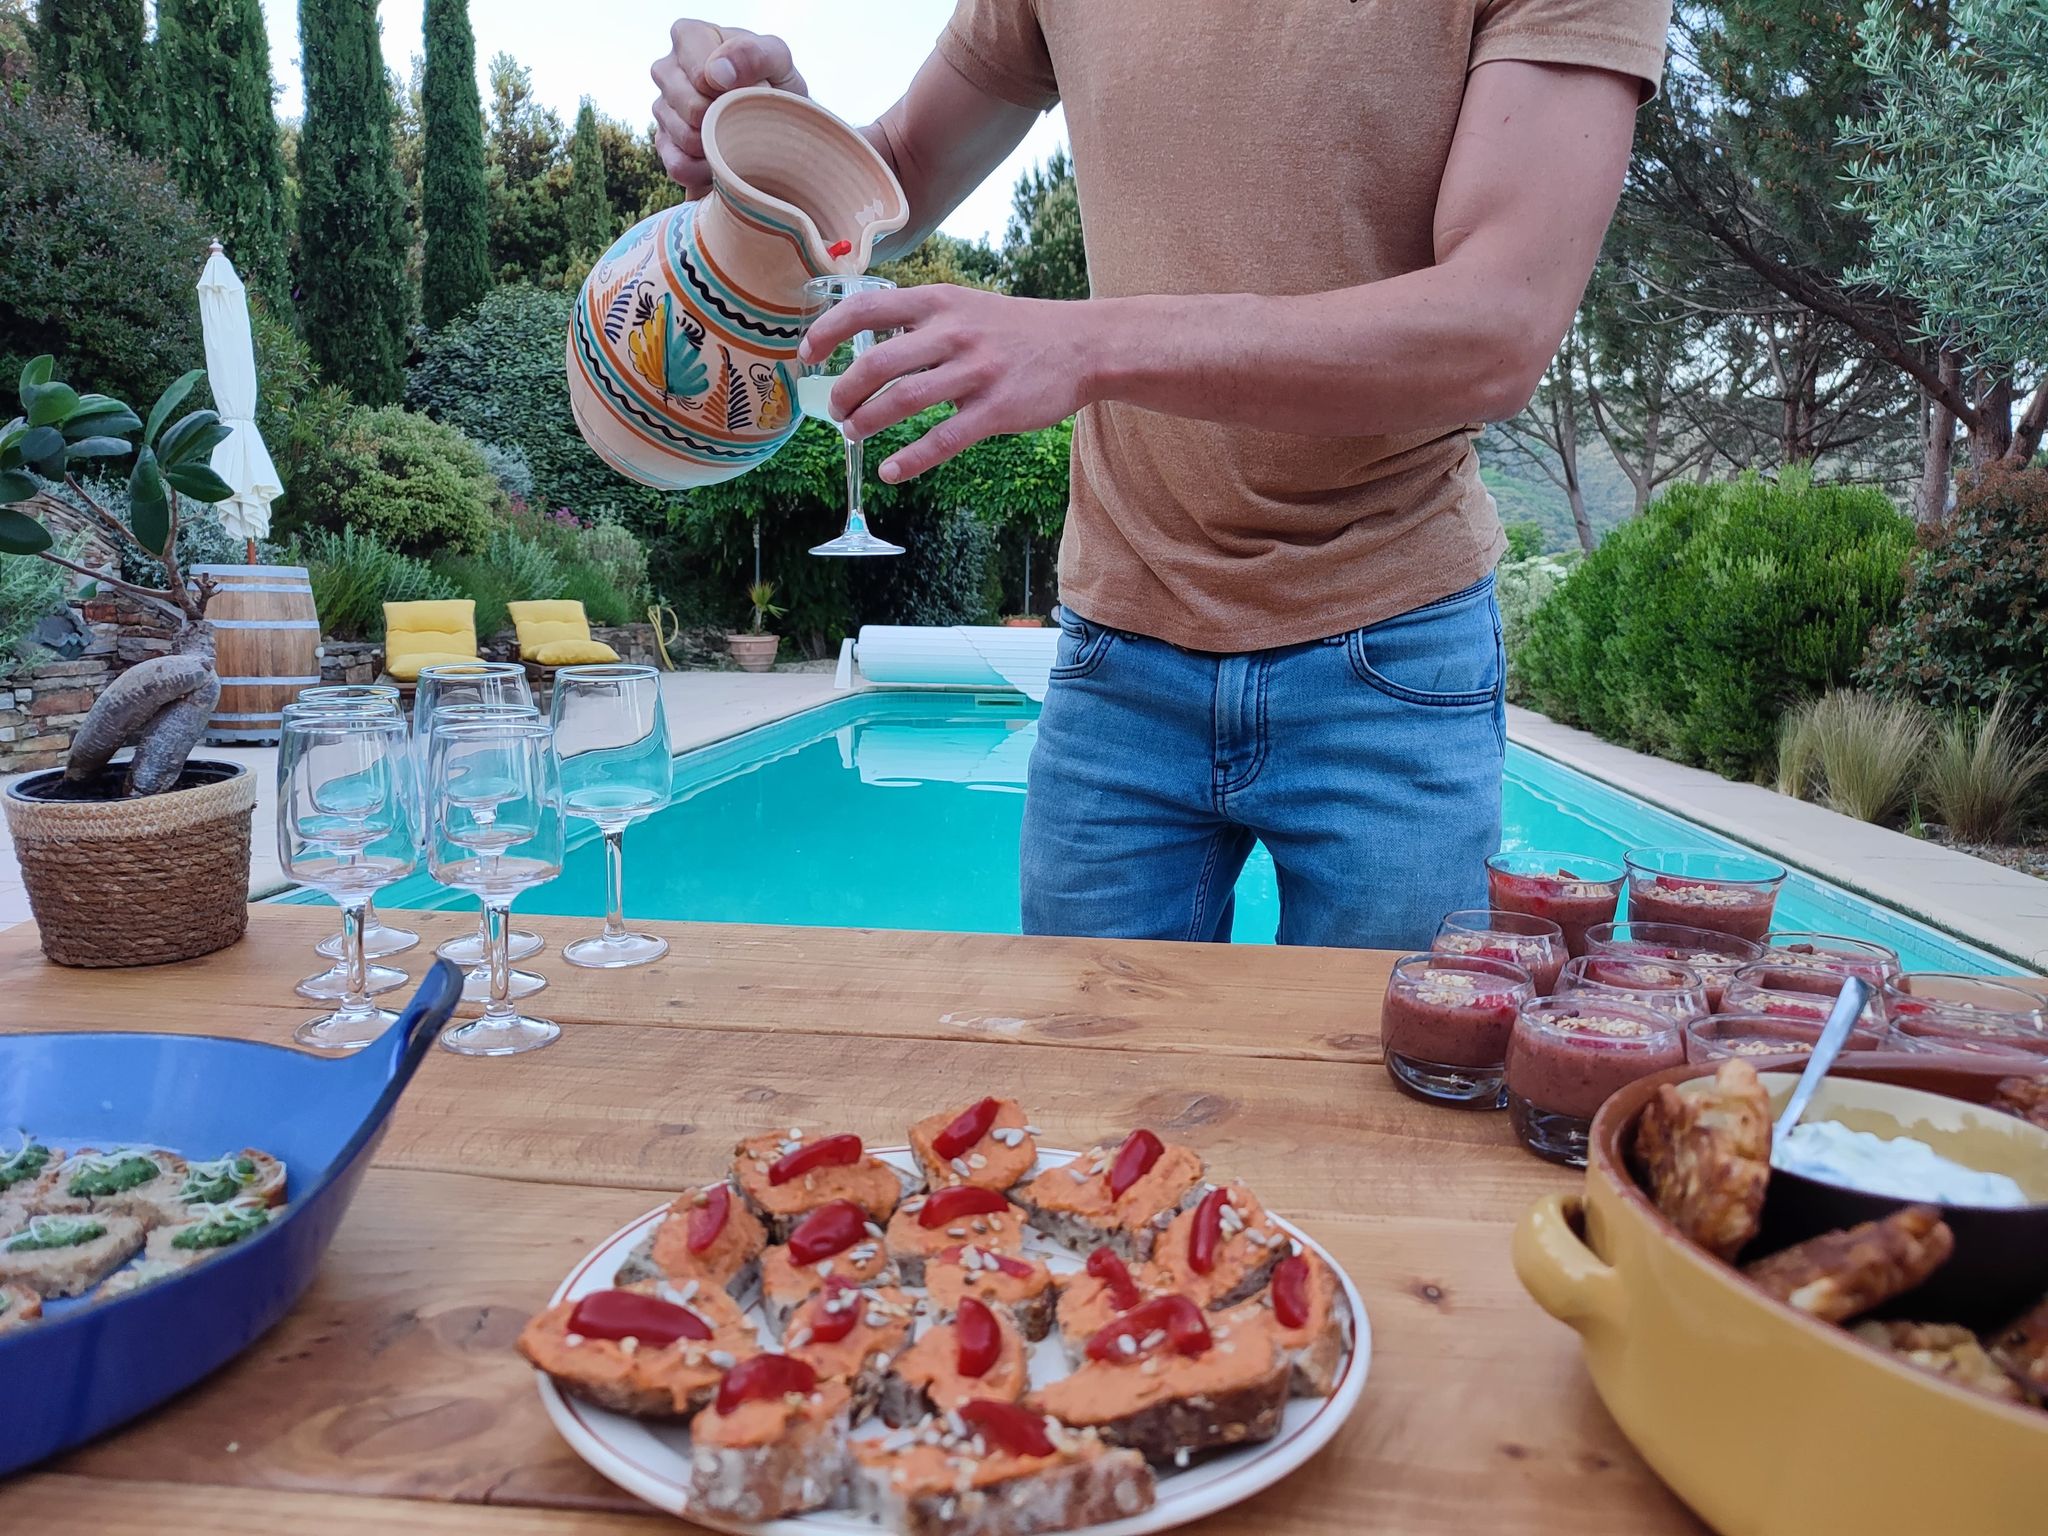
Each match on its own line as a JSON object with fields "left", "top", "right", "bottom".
{"left": 4, "top": 760, "right": 255, "bottom": 968}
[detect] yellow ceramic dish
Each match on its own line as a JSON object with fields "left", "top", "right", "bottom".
{"left": 1515, "top": 1058, "right": 2048, "bottom": 1536}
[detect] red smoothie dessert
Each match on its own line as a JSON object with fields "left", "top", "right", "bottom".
{"left": 1381, "top": 953, "right": 1535, "bottom": 1108}
{"left": 1685, "top": 1013, "right": 1887, "bottom": 1063}
{"left": 1485, "top": 852, "right": 1625, "bottom": 958}
{"left": 1764, "top": 931, "right": 1900, "bottom": 986}
{"left": 1622, "top": 849, "right": 1785, "bottom": 945}
{"left": 1504, "top": 996, "right": 1683, "bottom": 1165}
{"left": 1584, "top": 921, "right": 1763, "bottom": 1011}
{"left": 1881, "top": 974, "right": 2048, "bottom": 1061}
{"left": 1432, "top": 910, "right": 1566, "bottom": 995}
{"left": 1719, "top": 961, "right": 1888, "bottom": 1032}
{"left": 1556, "top": 954, "right": 1710, "bottom": 1026}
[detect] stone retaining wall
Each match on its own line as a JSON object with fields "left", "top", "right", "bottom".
{"left": 0, "top": 594, "right": 183, "bottom": 776}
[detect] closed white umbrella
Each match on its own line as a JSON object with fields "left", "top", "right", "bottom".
{"left": 195, "top": 241, "right": 283, "bottom": 544}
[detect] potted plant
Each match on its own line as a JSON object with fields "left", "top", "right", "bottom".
{"left": 0, "top": 357, "right": 256, "bottom": 968}
{"left": 726, "top": 580, "right": 785, "bottom": 673}
{"left": 1001, "top": 613, "right": 1046, "bottom": 629}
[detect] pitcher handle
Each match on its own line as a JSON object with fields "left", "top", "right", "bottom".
{"left": 1513, "top": 1193, "right": 1627, "bottom": 1335}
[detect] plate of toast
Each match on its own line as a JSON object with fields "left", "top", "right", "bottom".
{"left": 521, "top": 1099, "right": 1369, "bottom": 1535}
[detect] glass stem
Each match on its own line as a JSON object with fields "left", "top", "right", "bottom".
{"left": 341, "top": 900, "right": 370, "bottom": 1011}
{"left": 842, "top": 427, "right": 866, "bottom": 535}
{"left": 602, "top": 827, "right": 628, "bottom": 941}
{"left": 363, "top": 895, "right": 379, "bottom": 931}
{"left": 484, "top": 901, "right": 514, "bottom": 1023}
{"left": 472, "top": 902, "right": 491, "bottom": 957}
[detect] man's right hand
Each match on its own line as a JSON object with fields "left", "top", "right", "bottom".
{"left": 651, "top": 20, "right": 808, "bottom": 194}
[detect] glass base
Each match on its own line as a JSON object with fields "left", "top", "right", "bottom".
{"left": 440, "top": 1013, "right": 561, "bottom": 1057}
{"left": 318, "top": 920, "right": 419, "bottom": 961}
{"left": 811, "top": 530, "right": 904, "bottom": 557}
{"left": 461, "top": 965, "right": 547, "bottom": 1004}
{"left": 564, "top": 930, "right": 670, "bottom": 969}
{"left": 296, "top": 963, "right": 408, "bottom": 1002}
{"left": 438, "top": 928, "right": 543, "bottom": 966}
{"left": 1506, "top": 1092, "right": 1593, "bottom": 1166}
{"left": 1387, "top": 1053, "right": 1507, "bottom": 1108}
{"left": 295, "top": 1005, "right": 399, "bottom": 1053}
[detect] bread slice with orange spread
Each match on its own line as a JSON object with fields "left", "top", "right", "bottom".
{"left": 1014, "top": 1131, "right": 1203, "bottom": 1263}
{"left": 1143, "top": 1182, "right": 1289, "bottom": 1310}
{"left": 887, "top": 1187, "right": 1028, "bottom": 1287}
{"left": 518, "top": 1282, "right": 758, "bottom": 1419}
{"left": 925, "top": 1245, "right": 1059, "bottom": 1343}
{"left": 783, "top": 1281, "right": 917, "bottom": 1424}
{"left": 909, "top": 1099, "right": 1039, "bottom": 1193}
{"left": 687, "top": 1357, "right": 854, "bottom": 1521}
{"left": 759, "top": 1200, "right": 896, "bottom": 1336}
{"left": 880, "top": 1295, "right": 1030, "bottom": 1428}
{"left": 615, "top": 1180, "right": 767, "bottom": 1301}
{"left": 1242, "top": 1250, "right": 1351, "bottom": 1397}
{"left": 732, "top": 1130, "right": 903, "bottom": 1243}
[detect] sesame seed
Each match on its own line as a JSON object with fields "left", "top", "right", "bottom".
{"left": 564, "top": 1332, "right": 584, "bottom": 1347}
{"left": 1140, "top": 1330, "right": 1166, "bottom": 1351}
{"left": 618, "top": 1337, "right": 640, "bottom": 1356}
{"left": 816, "top": 1260, "right": 834, "bottom": 1278}
{"left": 951, "top": 1157, "right": 973, "bottom": 1177}
{"left": 1118, "top": 1335, "right": 1138, "bottom": 1357}
{"left": 708, "top": 1350, "right": 737, "bottom": 1368}
{"left": 967, "top": 1153, "right": 988, "bottom": 1169}
{"left": 1174, "top": 1448, "right": 1191, "bottom": 1469}
{"left": 948, "top": 1226, "right": 968, "bottom": 1238}
{"left": 789, "top": 1327, "right": 813, "bottom": 1348}
{"left": 678, "top": 1280, "right": 701, "bottom": 1302}
{"left": 789, "top": 1127, "right": 804, "bottom": 1139}
{"left": 865, "top": 1222, "right": 885, "bottom": 1238}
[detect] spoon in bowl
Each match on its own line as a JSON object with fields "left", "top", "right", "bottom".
{"left": 1772, "top": 975, "right": 1873, "bottom": 1149}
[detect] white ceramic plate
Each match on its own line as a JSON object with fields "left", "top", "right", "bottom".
{"left": 535, "top": 1146, "right": 1371, "bottom": 1535}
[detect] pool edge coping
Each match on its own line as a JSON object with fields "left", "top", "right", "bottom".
{"left": 1506, "top": 705, "right": 2047, "bottom": 975}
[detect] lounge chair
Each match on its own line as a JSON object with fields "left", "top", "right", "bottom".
{"left": 382, "top": 599, "right": 484, "bottom": 694}
{"left": 507, "top": 600, "right": 620, "bottom": 703}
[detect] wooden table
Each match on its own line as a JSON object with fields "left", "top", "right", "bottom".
{"left": 0, "top": 906, "right": 1706, "bottom": 1535}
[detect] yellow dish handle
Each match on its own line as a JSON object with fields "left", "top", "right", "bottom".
{"left": 1513, "top": 1193, "right": 1627, "bottom": 1335}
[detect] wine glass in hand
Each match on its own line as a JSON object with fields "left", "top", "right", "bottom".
{"left": 427, "top": 717, "right": 565, "bottom": 1057}
{"left": 278, "top": 711, "right": 418, "bottom": 1051}
{"left": 800, "top": 274, "right": 904, "bottom": 557}
{"left": 551, "top": 665, "right": 673, "bottom": 968}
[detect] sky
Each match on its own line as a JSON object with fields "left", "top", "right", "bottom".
{"left": 258, "top": 0, "right": 1069, "bottom": 246}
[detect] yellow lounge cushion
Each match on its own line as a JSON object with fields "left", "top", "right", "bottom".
{"left": 383, "top": 600, "right": 479, "bottom": 682}
{"left": 508, "top": 599, "right": 604, "bottom": 663}
{"left": 530, "top": 638, "right": 621, "bottom": 667}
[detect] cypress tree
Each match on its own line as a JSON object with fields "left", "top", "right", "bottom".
{"left": 420, "top": 0, "right": 491, "bottom": 329}
{"left": 566, "top": 99, "right": 610, "bottom": 265}
{"left": 296, "top": 0, "right": 411, "bottom": 404}
{"left": 154, "top": 0, "right": 291, "bottom": 306}
{"left": 31, "top": 0, "right": 153, "bottom": 151}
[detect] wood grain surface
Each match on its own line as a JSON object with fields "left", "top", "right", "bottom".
{"left": 0, "top": 908, "right": 1706, "bottom": 1535}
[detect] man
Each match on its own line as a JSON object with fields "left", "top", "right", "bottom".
{"left": 653, "top": 2, "right": 1670, "bottom": 947}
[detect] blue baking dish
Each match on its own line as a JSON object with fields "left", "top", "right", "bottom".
{"left": 0, "top": 960, "right": 461, "bottom": 1474}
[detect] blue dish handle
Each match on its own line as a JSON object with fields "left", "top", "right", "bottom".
{"left": 325, "top": 960, "right": 464, "bottom": 1159}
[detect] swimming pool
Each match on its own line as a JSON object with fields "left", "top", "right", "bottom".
{"left": 309, "top": 691, "right": 2020, "bottom": 973}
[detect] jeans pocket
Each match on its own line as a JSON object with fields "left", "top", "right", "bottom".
{"left": 1346, "top": 576, "right": 1503, "bottom": 707}
{"left": 1050, "top": 605, "right": 1116, "bottom": 680}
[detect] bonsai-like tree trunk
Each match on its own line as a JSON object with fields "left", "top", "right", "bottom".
{"left": 68, "top": 621, "right": 219, "bottom": 796}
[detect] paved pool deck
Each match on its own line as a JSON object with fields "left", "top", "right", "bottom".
{"left": 2, "top": 679, "right": 2041, "bottom": 971}
{"left": 1508, "top": 705, "right": 2048, "bottom": 972}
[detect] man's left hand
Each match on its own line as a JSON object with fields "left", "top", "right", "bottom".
{"left": 797, "top": 285, "right": 1098, "bottom": 483}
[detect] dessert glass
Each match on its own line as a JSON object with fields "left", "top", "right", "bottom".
{"left": 1623, "top": 848, "right": 1785, "bottom": 944}
{"left": 1485, "top": 851, "right": 1625, "bottom": 957}
{"left": 1882, "top": 973, "right": 2048, "bottom": 1061}
{"left": 1583, "top": 921, "right": 1764, "bottom": 1011}
{"left": 1432, "top": 909, "right": 1567, "bottom": 995}
{"left": 1719, "top": 960, "right": 1890, "bottom": 1033}
{"left": 1684, "top": 1013, "right": 1887, "bottom": 1063}
{"left": 1556, "top": 954, "right": 1711, "bottom": 1026}
{"left": 1381, "top": 952, "right": 1536, "bottom": 1108}
{"left": 1764, "top": 931, "right": 1902, "bottom": 986}
{"left": 1505, "top": 995, "right": 1684, "bottom": 1166}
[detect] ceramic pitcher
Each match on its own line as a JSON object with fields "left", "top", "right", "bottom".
{"left": 566, "top": 87, "right": 909, "bottom": 491}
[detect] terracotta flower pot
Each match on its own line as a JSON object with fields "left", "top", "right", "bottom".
{"left": 567, "top": 86, "right": 908, "bottom": 490}
{"left": 3, "top": 759, "right": 254, "bottom": 967}
{"left": 725, "top": 634, "right": 781, "bottom": 673}
{"left": 1002, "top": 616, "right": 1045, "bottom": 628}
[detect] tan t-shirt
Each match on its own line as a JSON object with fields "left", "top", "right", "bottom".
{"left": 938, "top": 0, "right": 1670, "bottom": 651}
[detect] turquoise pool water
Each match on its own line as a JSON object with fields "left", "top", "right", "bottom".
{"left": 296, "top": 691, "right": 2018, "bottom": 973}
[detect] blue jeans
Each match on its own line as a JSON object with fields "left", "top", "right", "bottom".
{"left": 1020, "top": 575, "right": 1506, "bottom": 949}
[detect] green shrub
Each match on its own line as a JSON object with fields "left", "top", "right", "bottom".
{"left": 1920, "top": 693, "right": 2048, "bottom": 844}
{"left": 280, "top": 403, "right": 506, "bottom": 557}
{"left": 863, "top": 508, "right": 999, "bottom": 629}
{"left": 1775, "top": 689, "right": 1928, "bottom": 824}
{"left": 433, "top": 526, "right": 563, "bottom": 638}
{"left": 573, "top": 515, "right": 651, "bottom": 622}
{"left": 242, "top": 297, "right": 322, "bottom": 464}
{"left": 1862, "top": 462, "right": 2048, "bottom": 730}
{"left": 1518, "top": 472, "right": 1915, "bottom": 779}
{"left": 287, "top": 524, "right": 457, "bottom": 641}
{"left": 0, "top": 96, "right": 214, "bottom": 405}
{"left": 478, "top": 441, "right": 535, "bottom": 500}
{"left": 1497, "top": 550, "right": 1579, "bottom": 704}
{"left": 0, "top": 531, "right": 77, "bottom": 663}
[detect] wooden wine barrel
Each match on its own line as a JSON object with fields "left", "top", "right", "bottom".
{"left": 190, "top": 564, "right": 323, "bottom": 745}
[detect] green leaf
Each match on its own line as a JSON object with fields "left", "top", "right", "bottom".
{"left": 143, "top": 370, "right": 205, "bottom": 449}
{"left": 163, "top": 463, "right": 234, "bottom": 503}
{"left": 157, "top": 412, "right": 229, "bottom": 468}
{"left": 129, "top": 451, "right": 170, "bottom": 555}
{"left": 16, "top": 355, "right": 52, "bottom": 411}
{"left": 0, "top": 468, "right": 41, "bottom": 505}
{"left": 25, "top": 382, "right": 80, "bottom": 429}
{"left": 0, "top": 507, "right": 52, "bottom": 555}
{"left": 18, "top": 426, "right": 64, "bottom": 464}
{"left": 63, "top": 406, "right": 143, "bottom": 441}
{"left": 65, "top": 436, "right": 134, "bottom": 460}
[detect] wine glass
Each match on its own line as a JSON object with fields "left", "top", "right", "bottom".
{"left": 293, "top": 686, "right": 422, "bottom": 968}
{"left": 551, "top": 665, "right": 673, "bottom": 968}
{"left": 278, "top": 710, "right": 418, "bottom": 1051}
{"left": 800, "top": 274, "right": 904, "bottom": 557}
{"left": 416, "top": 663, "right": 546, "bottom": 968}
{"left": 427, "top": 717, "right": 565, "bottom": 1057}
{"left": 429, "top": 703, "right": 550, "bottom": 1005}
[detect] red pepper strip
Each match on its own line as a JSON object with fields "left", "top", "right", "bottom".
{"left": 715, "top": 1353, "right": 819, "bottom": 1415}
{"left": 567, "top": 1289, "right": 712, "bottom": 1346}
{"left": 769, "top": 1133, "right": 863, "bottom": 1187}
{"left": 686, "top": 1184, "right": 731, "bottom": 1255}
{"left": 958, "top": 1398, "right": 1055, "bottom": 1458}
{"left": 1107, "top": 1129, "right": 1164, "bottom": 1199}
{"left": 937, "top": 1245, "right": 1036, "bottom": 1280}
{"left": 933, "top": 1098, "right": 1002, "bottom": 1161}
{"left": 802, "top": 1277, "right": 862, "bottom": 1345}
{"left": 827, "top": 239, "right": 853, "bottom": 258}
{"left": 788, "top": 1200, "right": 868, "bottom": 1266}
{"left": 1188, "top": 1187, "right": 1230, "bottom": 1276}
{"left": 955, "top": 1296, "right": 1001, "bottom": 1379}
{"left": 1085, "top": 1247, "right": 1142, "bottom": 1311}
{"left": 918, "top": 1185, "right": 1010, "bottom": 1229}
{"left": 1270, "top": 1256, "right": 1312, "bottom": 1331}
{"left": 1085, "top": 1295, "right": 1211, "bottom": 1363}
